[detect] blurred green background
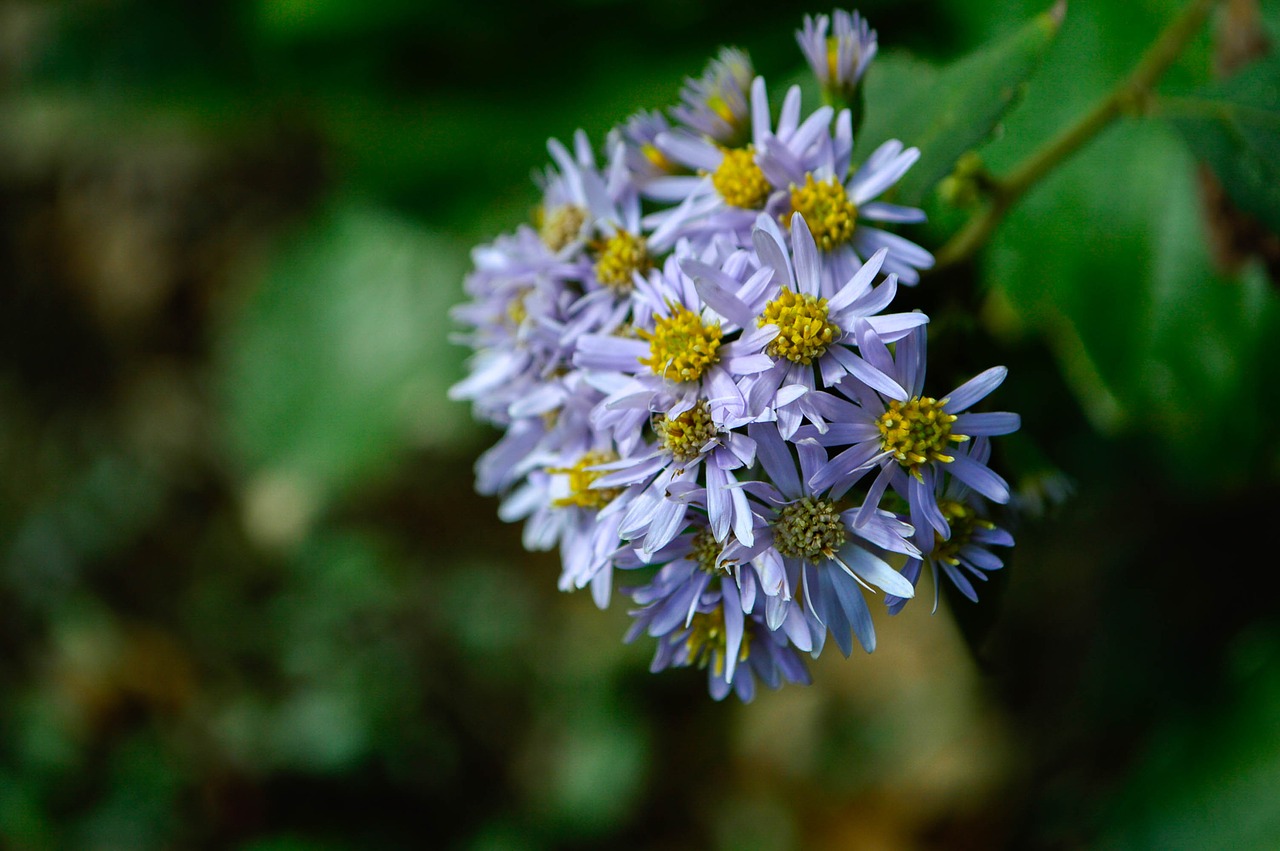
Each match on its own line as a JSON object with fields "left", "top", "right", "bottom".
{"left": 2, "top": 0, "right": 1279, "bottom": 848}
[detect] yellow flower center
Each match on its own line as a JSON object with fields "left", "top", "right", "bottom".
{"left": 931, "top": 500, "right": 996, "bottom": 566}
{"left": 637, "top": 304, "right": 723, "bottom": 383}
{"left": 711, "top": 146, "right": 770, "bottom": 209}
{"left": 505, "top": 288, "right": 530, "bottom": 327}
{"left": 550, "top": 451, "right": 622, "bottom": 510}
{"left": 877, "top": 396, "right": 969, "bottom": 477}
{"left": 654, "top": 401, "right": 717, "bottom": 463}
{"left": 772, "top": 496, "right": 846, "bottom": 563}
{"left": 686, "top": 605, "right": 751, "bottom": 676}
{"left": 540, "top": 204, "right": 586, "bottom": 252}
{"left": 788, "top": 173, "right": 857, "bottom": 250}
{"left": 593, "top": 230, "right": 651, "bottom": 293}
{"left": 758, "top": 287, "right": 840, "bottom": 364}
{"left": 642, "top": 143, "right": 675, "bottom": 174}
{"left": 826, "top": 37, "right": 842, "bottom": 85}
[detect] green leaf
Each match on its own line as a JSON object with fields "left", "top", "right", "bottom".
{"left": 857, "top": 3, "right": 1064, "bottom": 206}
{"left": 1163, "top": 55, "right": 1280, "bottom": 234}
{"left": 218, "top": 203, "right": 470, "bottom": 513}
{"left": 1097, "top": 630, "right": 1280, "bottom": 850}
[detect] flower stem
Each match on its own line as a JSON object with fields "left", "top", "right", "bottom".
{"left": 932, "top": 0, "right": 1219, "bottom": 271}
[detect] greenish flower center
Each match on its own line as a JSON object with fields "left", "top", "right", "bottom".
{"left": 691, "top": 527, "right": 727, "bottom": 574}
{"left": 932, "top": 500, "right": 995, "bottom": 565}
{"left": 772, "top": 496, "right": 846, "bottom": 563}
{"left": 654, "top": 401, "right": 717, "bottom": 463}
{"left": 686, "top": 605, "right": 750, "bottom": 676}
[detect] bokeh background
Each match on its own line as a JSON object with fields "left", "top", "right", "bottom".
{"left": 3, "top": 0, "right": 1279, "bottom": 848}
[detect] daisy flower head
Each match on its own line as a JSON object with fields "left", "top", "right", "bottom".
{"left": 626, "top": 556, "right": 814, "bottom": 702}
{"left": 448, "top": 242, "right": 583, "bottom": 426}
{"left": 646, "top": 77, "right": 835, "bottom": 251}
{"left": 573, "top": 245, "right": 775, "bottom": 426}
{"left": 797, "top": 10, "right": 878, "bottom": 105}
{"left": 684, "top": 212, "right": 929, "bottom": 437}
{"left": 885, "top": 437, "right": 1016, "bottom": 615}
{"left": 760, "top": 109, "right": 935, "bottom": 286}
{"left": 608, "top": 109, "right": 683, "bottom": 188}
{"left": 670, "top": 47, "right": 756, "bottom": 148}
{"left": 807, "top": 323, "right": 1020, "bottom": 553}
{"left": 731, "top": 422, "right": 918, "bottom": 657}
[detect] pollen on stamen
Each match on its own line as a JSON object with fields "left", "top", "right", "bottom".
{"left": 593, "top": 230, "right": 651, "bottom": 293}
{"left": 758, "top": 287, "right": 840, "bottom": 364}
{"left": 505, "top": 288, "right": 531, "bottom": 327}
{"left": 711, "top": 146, "right": 770, "bottom": 209}
{"left": 549, "top": 451, "right": 622, "bottom": 510}
{"left": 642, "top": 143, "right": 676, "bottom": 175}
{"left": 788, "top": 173, "right": 857, "bottom": 250}
{"left": 540, "top": 204, "right": 586, "bottom": 252}
{"left": 686, "top": 605, "right": 751, "bottom": 677}
{"left": 931, "top": 500, "right": 996, "bottom": 566}
{"left": 877, "top": 396, "right": 969, "bottom": 478}
{"left": 637, "top": 304, "right": 723, "bottom": 383}
{"left": 690, "top": 527, "right": 729, "bottom": 574}
{"left": 654, "top": 401, "right": 717, "bottom": 463}
{"left": 772, "top": 496, "right": 847, "bottom": 563}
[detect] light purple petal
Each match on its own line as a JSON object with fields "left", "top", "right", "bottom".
{"left": 947, "top": 453, "right": 1011, "bottom": 504}
{"left": 953, "top": 411, "right": 1021, "bottom": 436}
{"left": 946, "top": 367, "right": 1009, "bottom": 413}
{"left": 839, "top": 543, "right": 915, "bottom": 598}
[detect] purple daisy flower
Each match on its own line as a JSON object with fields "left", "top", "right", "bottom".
{"left": 807, "top": 323, "right": 1020, "bottom": 553}
{"left": 494, "top": 388, "right": 634, "bottom": 608}
{"left": 885, "top": 437, "right": 1016, "bottom": 614}
{"left": 573, "top": 248, "right": 775, "bottom": 426}
{"left": 588, "top": 396, "right": 758, "bottom": 554}
{"left": 626, "top": 562, "right": 814, "bottom": 702}
{"left": 669, "top": 47, "right": 756, "bottom": 147}
{"left": 797, "top": 9, "right": 878, "bottom": 104}
{"left": 728, "top": 422, "right": 918, "bottom": 657}
{"left": 759, "top": 109, "right": 934, "bottom": 286}
{"left": 684, "top": 212, "right": 929, "bottom": 437}
{"left": 608, "top": 109, "right": 684, "bottom": 188}
{"left": 646, "top": 77, "right": 834, "bottom": 249}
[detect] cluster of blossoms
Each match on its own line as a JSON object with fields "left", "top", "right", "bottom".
{"left": 451, "top": 10, "right": 1019, "bottom": 701}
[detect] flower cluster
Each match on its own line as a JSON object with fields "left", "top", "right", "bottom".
{"left": 450, "top": 10, "right": 1020, "bottom": 701}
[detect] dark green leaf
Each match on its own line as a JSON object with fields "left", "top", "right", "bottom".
{"left": 858, "top": 3, "right": 1064, "bottom": 205}
{"left": 218, "top": 203, "right": 470, "bottom": 511}
{"left": 1163, "top": 55, "right": 1280, "bottom": 234}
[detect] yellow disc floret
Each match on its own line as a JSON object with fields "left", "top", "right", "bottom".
{"left": 711, "top": 146, "right": 770, "bottom": 209}
{"left": 654, "top": 401, "right": 717, "bottom": 462}
{"left": 505, "top": 288, "right": 531, "bottom": 327}
{"left": 642, "top": 143, "right": 675, "bottom": 175}
{"left": 540, "top": 204, "right": 586, "bottom": 252}
{"left": 788, "top": 173, "right": 857, "bottom": 250}
{"left": 594, "top": 230, "right": 651, "bottom": 293}
{"left": 758, "top": 288, "right": 840, "bottom": 364}
{"left": 772, "top": 496, "right": 847, "bottom": 563}
{"left": 877, "top": 396, "right": 969, "bottom": 477}
{"left": 686, "top": 605, "right": 751, "bottom": 677}
{"left": 637, "top": 304, "right": 723, "bottom": 383}
{"left": 931, "top": 500, "right": 996, "bottom": 566}
{"left": 550, "top": 451, "right": 622, "bottom": 510}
